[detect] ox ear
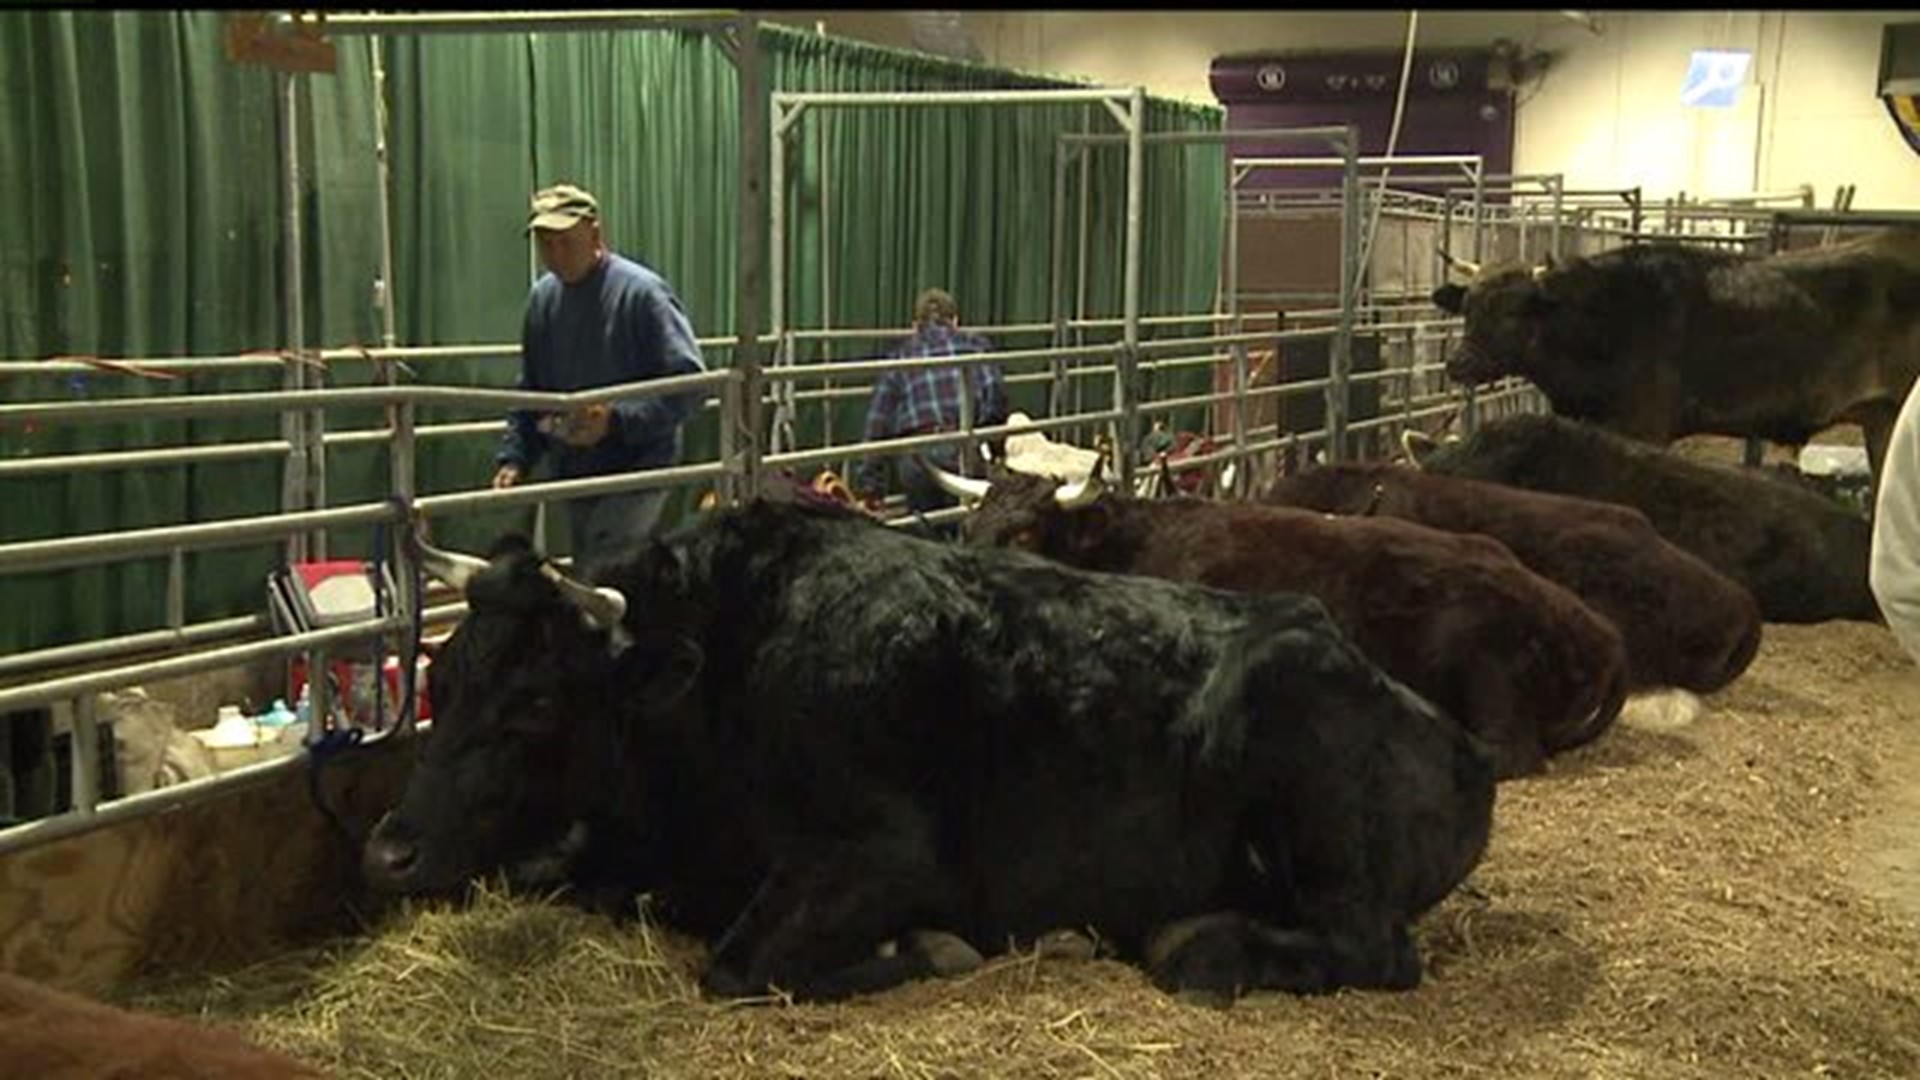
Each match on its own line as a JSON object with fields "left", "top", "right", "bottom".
{"left": 1431, "top": 283, "right": 1468, "bottom": 315}
{"left": 621, "top": 633, "right": 704, "bottom": 712}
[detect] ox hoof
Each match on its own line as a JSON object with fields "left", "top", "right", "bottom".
{"left": 1173, "top": 987, "right": 1235, "bottom": 1011}
{"left": 1035, "top": 928, "right": 1099, "bottom": 963}
{"left": 699, "top": 961, "right": 761, "bottom": 1001}
{"left": 906, "top": 930, "right": 984, "bottom": 977}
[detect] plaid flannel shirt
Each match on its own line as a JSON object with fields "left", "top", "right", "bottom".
{"left": 857, "top": 323, "right": 1009, "bottom": 496}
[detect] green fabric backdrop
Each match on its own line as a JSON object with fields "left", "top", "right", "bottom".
{"left": 0, "top": 14, "right": 1224, "bottom": 656}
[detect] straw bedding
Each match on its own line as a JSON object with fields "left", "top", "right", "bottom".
{"left": 128, "top": 621, "right": 1920, "bottom": 1079}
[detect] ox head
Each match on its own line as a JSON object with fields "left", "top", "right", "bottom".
{"left": 927, "top": 458, "right": 1111, "bottom": 556}
{"left": 923, "top": 414, "right": 1110, "bottom": 513}
{"left": 363, "top": 533, "right": 703, "bottom": 897}
{"left": 1431, "top": 253, "right": 1566, "bottom": 386}
{"left": 1262, "top": 462, "right": 1403, "bottom": 519}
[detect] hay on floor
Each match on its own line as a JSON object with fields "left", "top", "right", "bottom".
{"left": 128, "top": 622, "right": 1920, "bottom": 1079}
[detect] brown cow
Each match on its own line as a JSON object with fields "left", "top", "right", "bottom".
{"left": 1262, "top": 462, "right": 1763, "bottom": 695}
{"left": 949, "top": 467, "right": 1628, "bottom": 779}
{"left": 1430, "top": 228, "right": 1920, "bottom": 492}
{"left": 0, "top": 971, "right": 327, "bottom": 1078}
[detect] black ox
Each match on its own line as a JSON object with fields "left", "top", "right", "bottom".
{"left": 362, "top": 499, "right": 1494, "bottom": 1004}
{"left": 1264, "top": 458, "right": 1766, "bottom": 689}
{"left": 1432, "top": 228, "right": 1920, "bottom": 490}
{"left": 1408, "top": 413, "right": 1874, "bottom": 623}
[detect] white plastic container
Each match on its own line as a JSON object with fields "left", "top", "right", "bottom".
{"left": 192, "top": 705, "right": 274, "bottom": 771}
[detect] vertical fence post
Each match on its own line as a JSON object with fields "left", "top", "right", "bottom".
{"left": 1115, "top": 87, "right": 1145, "bottom": 491}
{"left": 278, "top": 71, "right": 311, "bottom": 565}
{"left": 730, "top": 16, "right": 769, "bottom": 501}
{"left": 68, "top": 695, "right": 100, "bottom": 816}
{"left": 1328, "top": 124, "right": 1358, "bottom": 463}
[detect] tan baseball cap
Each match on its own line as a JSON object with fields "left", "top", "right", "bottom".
{"left": 526, "top": 183, "right": 599, "bottom": 233}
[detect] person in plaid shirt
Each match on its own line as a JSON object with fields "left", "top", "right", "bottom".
{"left": 856, "top": 288, "right": 1009, "bottom": 517}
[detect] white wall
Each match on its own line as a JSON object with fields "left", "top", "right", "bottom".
{"left": 794, "top": 9, "right": 1920, "bottom": 210}
{"left": 1513, "top": 11, "right": 1920, "bottom": 209}
{"left": 1759, "top": 12, "right": 1920, "bottom": 208}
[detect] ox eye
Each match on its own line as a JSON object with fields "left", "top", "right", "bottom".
{"left": 1012, "top": 528, "right": 1039, "bottom": 549}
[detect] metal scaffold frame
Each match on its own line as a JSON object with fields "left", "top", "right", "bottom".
{"left": 764, "top": 86, "right": 1154, "bottom": 489}
{"left": 20, "top": 11, "right": 1877, "bottom": 858}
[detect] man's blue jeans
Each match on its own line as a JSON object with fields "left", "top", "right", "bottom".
{"left": 567, "top": 487, "right": 668, "bottom": 570}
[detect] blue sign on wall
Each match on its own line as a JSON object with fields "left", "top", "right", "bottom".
{"left": 1681, "top": 49, "right": 1752, "bottom": 108}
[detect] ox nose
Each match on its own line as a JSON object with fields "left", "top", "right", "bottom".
{"left": 362, "top": 814, "right": 420, "bottom": 889}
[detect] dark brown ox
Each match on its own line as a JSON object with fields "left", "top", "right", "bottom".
{"left": 944, "top": 466, "right": 1628, "bottom": 779}
{"left": 1431, "top": 228, "right": 1920, "bottom": 489}
{"left": 1407, "top": 413, "right": 1874, "bottom": 624}
{"left": 1262, "top": 461, "right": 1764, "bottom": 694}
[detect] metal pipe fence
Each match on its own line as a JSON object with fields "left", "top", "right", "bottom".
{"left": 1, "top": 69, "right": 1640, "bottom": 858}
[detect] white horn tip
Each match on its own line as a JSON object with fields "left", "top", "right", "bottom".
{"left": 593, "top": 587, "right": 628, "bottom": 624}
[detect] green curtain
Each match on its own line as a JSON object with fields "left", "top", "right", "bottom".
{"left": 0, "top": 12, "right": 290, "bottom": 654}
{"left": 766, "top": 26, "right": 1225, "bottom": 449}
{"left": 0, "top": 13, "right": 1223, "bottom": 656}
{"left": 377, "top": 32, "right": 538, "bottom": 554}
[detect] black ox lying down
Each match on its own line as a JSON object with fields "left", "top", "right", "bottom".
{"left": 1407, "top": 413, "right": 1874, "bottom": 623}
{"left": 1264, "top": 459, "right": 1766, "bottom": 689}
{"left": 363, "top": 498, "right": 1494, "bottom": 1004}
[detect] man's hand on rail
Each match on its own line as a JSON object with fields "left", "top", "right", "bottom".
{"left": 541, "top": 404, "right": 613, "bottom": 448}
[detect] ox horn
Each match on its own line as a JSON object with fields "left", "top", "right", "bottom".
{"left": 923, "top": 457, "right": 993, "bottom": 502}
{"left": 1400, "top": 428, "right": 1439, "bottom": 466}
{"left": 1053, "top": 456, "right": 1108, "bottom": 510}
{"left": 538, "top": 563, "right": 628, "bottom": 632}
{"left": 1441, "top": 250, "right": 1483, "bottom": 278}
{"left": 412, "top": 535, "right": 491, "bottom": 594}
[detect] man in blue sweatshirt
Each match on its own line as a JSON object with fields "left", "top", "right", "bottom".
{"left": 494, "top": 183, "right": 707, "bottom": 566}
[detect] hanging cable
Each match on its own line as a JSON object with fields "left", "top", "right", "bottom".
{"left": 1351, "top": 10, "right": 1421, "bottom": 301}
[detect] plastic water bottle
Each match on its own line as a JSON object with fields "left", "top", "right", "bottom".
{"left": 206, "top": 705, "right": 259, "bottom": 748}
{"left": 257, "top": 698, "right": 296, "bottom": 729}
